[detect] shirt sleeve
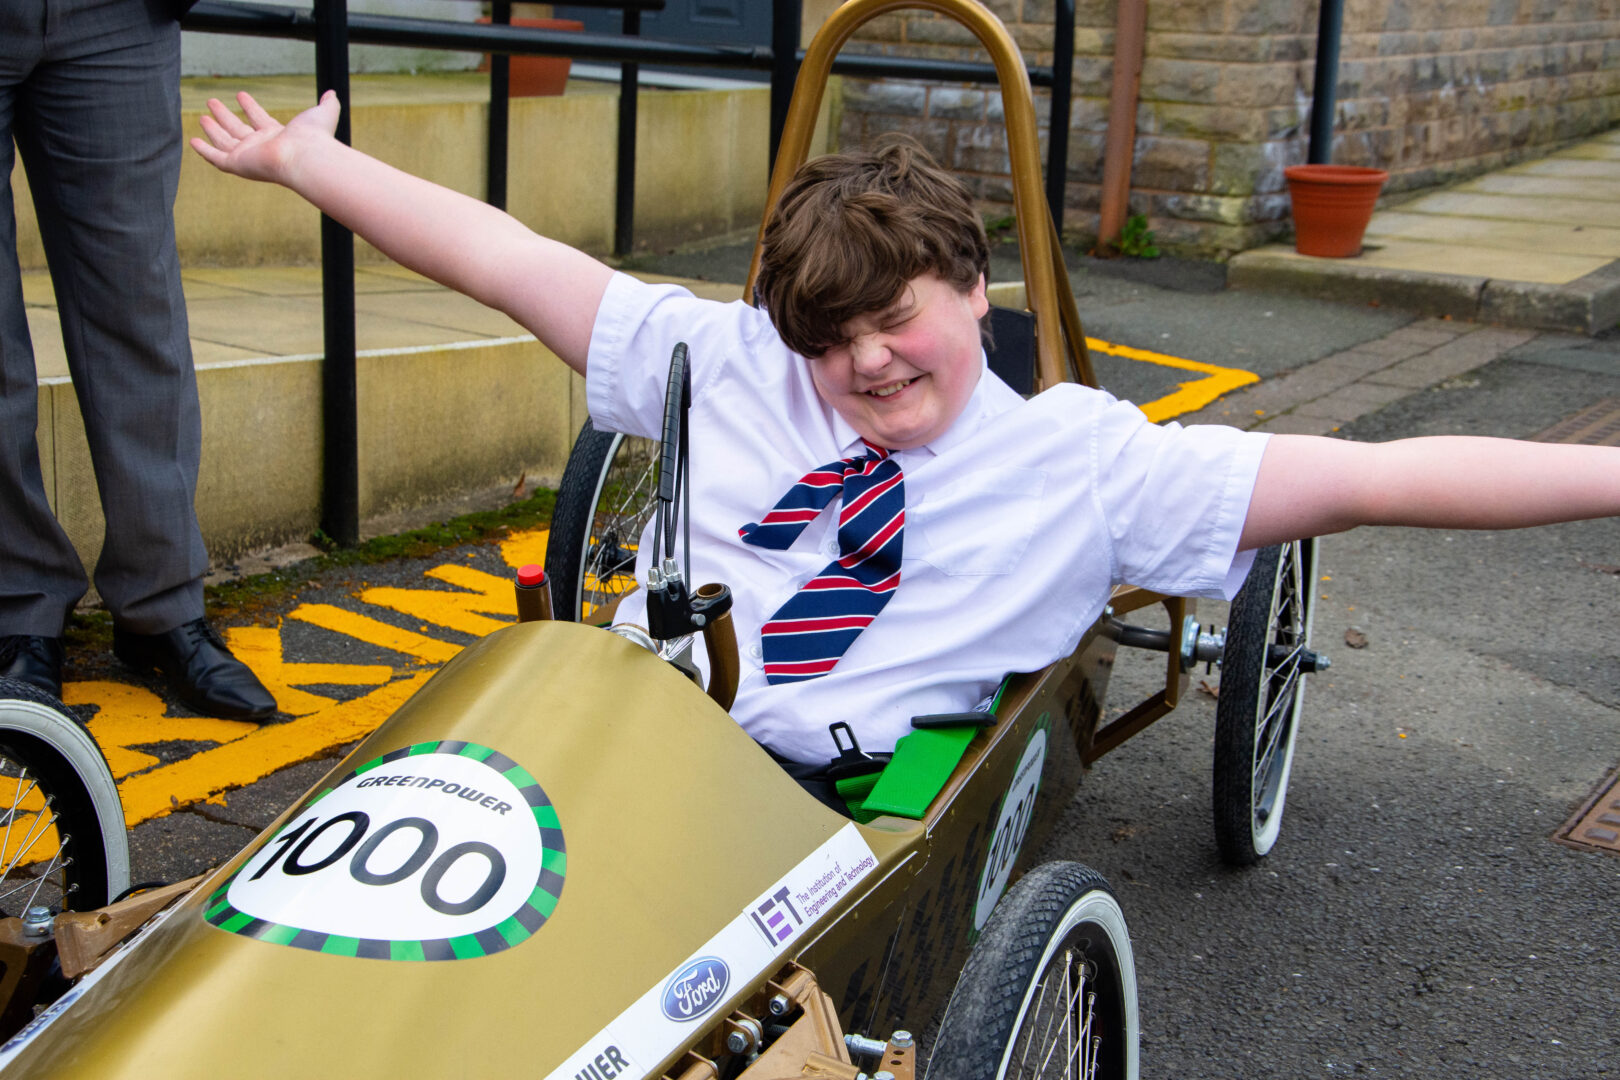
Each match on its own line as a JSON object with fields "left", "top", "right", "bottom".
{"left": 1090, "top": 397, "right": 1271, "bottom": 600}
{"left": 586, "top": 272, "right": 773, "bottom": 440}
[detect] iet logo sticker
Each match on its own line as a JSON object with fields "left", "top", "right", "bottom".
{"left": 660, "top": 957, "right": 730, "bottom": 1021}
{"left": 205, "top": 740, "right": 566, "bottom": 960}
{"left": 973, "top": 715, "right": 1049, "bottom": 931}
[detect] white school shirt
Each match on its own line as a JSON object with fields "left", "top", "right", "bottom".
{"left": 587, "top": 273, "right": 1270, "bottom": 765}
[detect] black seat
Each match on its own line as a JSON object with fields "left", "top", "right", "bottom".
{"left": 985, "top": 306, "right": 1036, "bottom": 395}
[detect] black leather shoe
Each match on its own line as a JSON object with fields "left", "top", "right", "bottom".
{"left": 0, "top": 635, "right": 65, "bottom": 700}
{"left": 113, "top": 619, "right": 277, "bottom": 721}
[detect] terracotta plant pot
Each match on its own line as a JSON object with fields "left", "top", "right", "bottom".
{"left": 479, "top": 17, "right": 584, "bottom": 97}
{"left": 1284, "top": 164, "right": 1389, "bottom": 258}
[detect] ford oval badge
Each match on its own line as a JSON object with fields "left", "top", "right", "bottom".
{"left": 660, "top": 956, "right": 730, "bottom": 1022}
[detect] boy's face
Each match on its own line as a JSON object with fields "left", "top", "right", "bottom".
{"left": 808, "top": 273, "right": 989, "bottom": 450}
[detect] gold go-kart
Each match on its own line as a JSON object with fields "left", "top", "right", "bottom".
{"left": 0, "top": 2, "right": 1326, "bottom": 1076}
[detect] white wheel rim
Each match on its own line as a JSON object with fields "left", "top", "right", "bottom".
{"left": 0, "top": 697, "right": 129, "bottom": 907}
{"left": 1249, "top": 539, "right": 1317, "bottom": 856}
{"left": 999, "top": 889, "right": 1139, "bottom": 1080}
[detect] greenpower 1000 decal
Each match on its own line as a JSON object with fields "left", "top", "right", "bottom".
{"left": 206, "top": 740, "right": 566, "bottom": 960}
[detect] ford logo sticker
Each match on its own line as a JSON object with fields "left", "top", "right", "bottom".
{"left": 660, "top": 957, "right": 730, "bottom": 1022}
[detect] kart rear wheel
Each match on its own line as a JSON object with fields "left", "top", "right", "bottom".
{"left": 928, "top": 862, "right": 1138, "bottom": 1080}
{"left": 0, "top": 678, "right": 129, "bottom": 913}
{"left": 1212, "top": 538, "right": 1318, "bottom": 866}
{"left": 546, "top": 418, "right": 659, "bottom": 623}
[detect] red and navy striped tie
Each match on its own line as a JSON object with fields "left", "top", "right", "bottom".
{"left": 738, "top": 441, "right": 904, "bottom": 684}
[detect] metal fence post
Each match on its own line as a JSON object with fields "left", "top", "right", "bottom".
{"left": 1308, "top": 0, "right": 1344, "bottom": 164}
{"left": 488, "top": 0, "right": 512, "bottom": 210}
{"left": 614, "top": 7, "right": 641, "bottom": 256}
{"left": 768, "top": 0, "right": 802, "bottom": 172}
{"left": 314, "top": 0, "right": 359, "bottom": 547}
{"left": 1045, "top": 0, "right": 1073, "bottom": 233}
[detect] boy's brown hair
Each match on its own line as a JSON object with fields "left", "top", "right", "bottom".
{"left": 755, "top": 135, "right": 991, "bottom": 358}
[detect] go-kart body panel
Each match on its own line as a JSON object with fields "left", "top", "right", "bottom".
{"left": 0, "top": 613, "right": 1118, "bottom": 1079}
{"left": 798, "top": 622, "right": 1115, "bottom": 1035}
{"left": 0, "top": 623, "right": 906, "bottom": 1078}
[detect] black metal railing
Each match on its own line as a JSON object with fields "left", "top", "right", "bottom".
{"left": 182, "top": 0, "right": 1075, "bottom": 543}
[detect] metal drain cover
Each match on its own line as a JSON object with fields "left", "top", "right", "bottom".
{"left": 1533, "top": 397, "right": 1620, "bottom": 446}
{"left": 1556, "top": 768, "right": 1620, "bottom": 855}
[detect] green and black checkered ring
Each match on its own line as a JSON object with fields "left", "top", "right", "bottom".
{"left": 205, "top": 740, "right": 566, "bottom": 961}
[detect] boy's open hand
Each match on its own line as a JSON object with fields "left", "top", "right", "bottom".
{"left": 190, "top": 90, "right": 340, "bottom": 185}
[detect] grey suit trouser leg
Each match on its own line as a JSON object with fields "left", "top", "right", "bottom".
{"left": 0, "top": 0, "right": 207, "bottom": 637}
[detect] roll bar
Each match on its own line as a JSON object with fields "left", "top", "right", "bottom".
{"left": 746, "top": 0, "right": 1095, "bottom": 390}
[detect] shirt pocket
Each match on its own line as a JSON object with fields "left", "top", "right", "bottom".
{"left": 910, "top": 467, "right": 1046, "bottom": 576}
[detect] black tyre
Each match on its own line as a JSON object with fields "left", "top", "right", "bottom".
{"left": 545, "top": 418, "right": 659, "bottom": 623}
{"left": 929, "top": 862, "right": 1138, "bottom": 1080}
{"left": 0, "top": 678, "right": 129, "bottom": 913}
{"left": 1212, "top": 538, "right": 1318, "bottom": 866}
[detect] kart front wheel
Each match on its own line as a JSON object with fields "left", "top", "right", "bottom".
{"left": 928, "top": 862, "right": 1138, "bottom": 1080}
{"left": 0, "top": 678, "right": 130, "bottom": 913}
{"left": 546, "top": 418, "right": 659, "bottom": 623}
{"left": 1212, "top": 538, "right": 1319, "bottom": 866}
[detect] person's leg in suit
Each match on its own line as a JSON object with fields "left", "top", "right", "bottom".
{"left": 0, "top": 0, "right": 273, "bottom": 719}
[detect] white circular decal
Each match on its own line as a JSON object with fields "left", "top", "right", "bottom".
{"left": 206, "top": 741, "right": 565, "bottom": 960}
{"left": 973, "top": 724, "right": 1047, "bottom": 931}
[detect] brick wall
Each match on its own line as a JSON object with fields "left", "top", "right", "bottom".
{"left": 835, "top": 0, "right": 1620, "bottom": 257}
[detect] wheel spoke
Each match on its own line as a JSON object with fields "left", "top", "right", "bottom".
{"left": 0, "top": 773, "right": 36, "bottom": 872}
{"left": 1252, "top": 674, "right": 1302, "bottom": 795}
{"left": 1030, "top": 951, "right": 1075, "bottom": 1078}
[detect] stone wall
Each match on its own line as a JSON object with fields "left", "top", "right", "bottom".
{"left": 835, "top": 0, "right": 1620, "bottom": 257}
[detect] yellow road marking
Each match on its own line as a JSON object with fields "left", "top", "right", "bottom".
{"left": 288, "top": 604, "right": 463, "bottom": 663}
{"left": 227, "top": 625, "right": 392, "bottom": 717}
{"left": 1089, "top": 337, "right": 1259, "bottom": 422}
{"left": 360, "top": 565, "right": 518, "bottom": 637}
{"left": 66, "top": 681, "right": 256, "bottom": 778}
{"left": 501, "top": 528, "right": 548, "bottom": 570}
{"left": 114, "top": 674, "right": 434, "bottom": 828}
{"left": 49, "top": 539, "right": 553, "bottom": 838}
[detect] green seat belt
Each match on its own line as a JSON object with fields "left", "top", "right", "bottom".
{"left": 840, "top": 678, "right": 1010, "bottom": 823}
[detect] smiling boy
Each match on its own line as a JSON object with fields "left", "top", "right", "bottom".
{"left": 192, "top": 91, "right": 1620, "bottom": 770}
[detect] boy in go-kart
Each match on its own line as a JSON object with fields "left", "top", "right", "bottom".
{"left": 192, "top": 91, "right": 1620, "bottom": 779}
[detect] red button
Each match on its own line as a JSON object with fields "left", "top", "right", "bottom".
{"left": 517, "top": 564, "right": 546, "bottom": 588}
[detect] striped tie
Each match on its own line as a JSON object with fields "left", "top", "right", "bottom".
{"left": 738, "top": 441, "right": 904, "bottom": 684}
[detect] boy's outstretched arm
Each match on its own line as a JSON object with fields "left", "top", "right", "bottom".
{"left": 1239, "top": 434, "right": 1620, "bottom": 551}
{"left": 190, "top": 90, "right": 611, "bottom": 374}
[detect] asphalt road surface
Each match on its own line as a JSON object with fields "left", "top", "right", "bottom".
{"left": 1035, "top": 341, "right": 1620, "bottom": 1077}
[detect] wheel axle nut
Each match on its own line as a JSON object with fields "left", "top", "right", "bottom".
{"left": 22, "top": 905, "right": 52, "bottom": 937}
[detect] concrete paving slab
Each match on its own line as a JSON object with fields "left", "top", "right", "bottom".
{"left": 1229, "top": 249, "right": 1486, "bottom": 320}
{"left": 181, "top": 265, "right": 448, "bottom": 297}
{"left": 184, "top": 292, "right": 514, "bottom": 356}
{"left": 1353, "top": 237, "right": 1609, "bottom": 285}
{"left": 176, "top": 277, "right": 263, "bottom": 301}
{"left": 1231, "top": 207, "right": 1620, "bottom": 335}
{"left": 1452, "top": 174, "right": 1620, "bottom": 201}
{"left": 353, "top": 290, "right": 528, "bottom": 338}
{"left": 1394, "top": 191, "right": 1605, "bottom": 227}
{"left": 1254, "top": 413, "right": 1339, "bottom": 435}
{"left": 25, "top": 309, "right": 66, "bottom": 379}
{"left": 19, "top": 271, "right": 52, "bottom": 307}
{"left": 1292, "top": 380, "right": 1413, "bottom": 421}
{"left": 192, "top": 340, "right": 268, "bottom": 367}
{"left": 1504, "top": 158, "right": 1620, "bottom": 179}
{"left": 1560, "top": 143, "right": 1620, "bottom": 160}
{"left": 1364, "top": 212, "right": 1620, "bottom": 259}
{"left": 355, "top": 264, "right": 444, "bottom": 289}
